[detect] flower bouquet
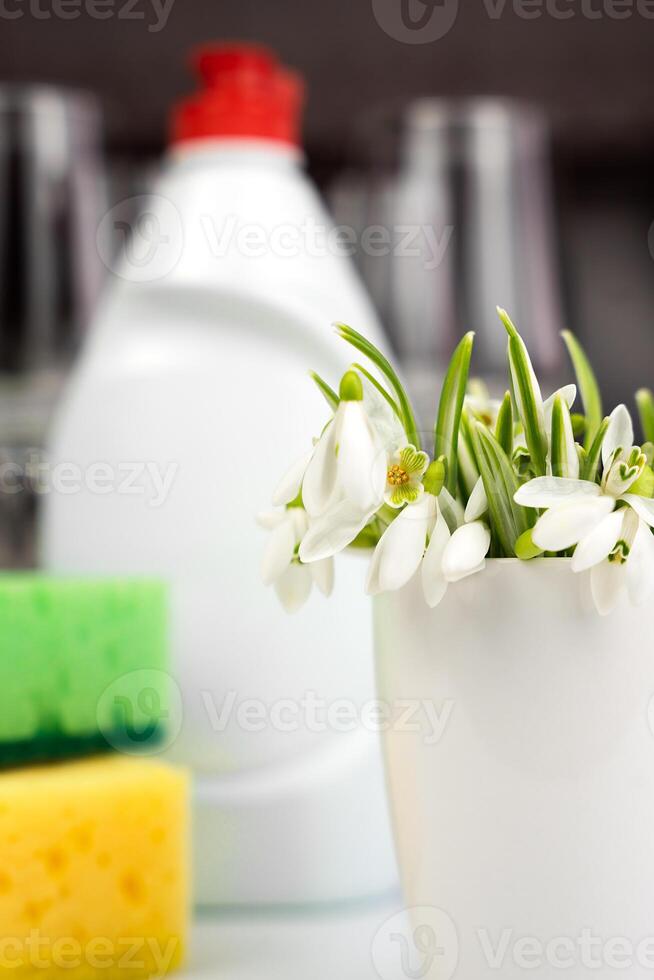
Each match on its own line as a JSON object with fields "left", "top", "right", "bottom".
{"left": 259, "top": 311, "right": 654, "bottom": 975}
{"left": 260, "top": 308, "right": 654, "bottom": 616}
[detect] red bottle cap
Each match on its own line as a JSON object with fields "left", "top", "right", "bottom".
{"left": 171, "top": 43, "right": 305, "bottom": 147}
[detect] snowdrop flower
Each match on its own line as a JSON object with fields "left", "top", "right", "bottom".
{"left": 584, "top": 509, "right": 654, "bottom": 615}
{"left": 384, "top": 445, "right": 430, "bottom": 508}
{"left": 465, "top": 380, "right": 502, "bottom": 428}
{"left": 465, "top": 378, "right": 576, "bottom": 436}
{"left": 258, "top": 508, "right": 333, "bottom": 613}
{"left": 543, "top": 384, "right": 577, "bottom": 430}
{"left": 299, "top": 442, "right": 430, "bottom": 564}
{"left": 366, "top": 462, "right": 490, "bottom": 607}
{"left": 302, "top": 371, "right": 386, "bottom": 518}
{"left": 272, "top": 367, "right": 405, "bottom": 511}
{"left": 272, "top": 448, "right": 314, "bottom": 507}
{"left": 512, "top": 384, "right": 578, "bottom": 463}
{"left": 514, "top": 404, "right": 654, "bottom": 614}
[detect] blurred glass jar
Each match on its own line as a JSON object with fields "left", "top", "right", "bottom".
{"left": 0, "top": 87, "right": 107, "bottom": 566}
{"left": 329, "top": 99, "right": 564, "bottom": 423}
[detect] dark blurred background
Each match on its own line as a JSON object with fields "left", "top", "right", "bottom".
{"left": 2, "top": 0, "right": 653, "bottom": 401}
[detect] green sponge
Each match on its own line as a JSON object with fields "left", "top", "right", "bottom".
{"left": 0, "top": 575, "right": 169, "bottom": 767}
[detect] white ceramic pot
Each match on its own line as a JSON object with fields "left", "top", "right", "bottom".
{"left": 375, "top": 559, "right": 654, "bottom": 979}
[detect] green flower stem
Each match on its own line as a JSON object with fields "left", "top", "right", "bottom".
{"left": 581, "top": 416, "right": 609, "bottom": 482}
{"left": 377, "top": 503, "right": 400, "bottom": 527}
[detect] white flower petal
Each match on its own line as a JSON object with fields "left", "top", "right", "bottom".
{"left": 441, "top": 520, "right": 490, "bottom": 583}
{"left": 421, "top": 508, "right": 450, "bottom": 608}
{"left": 272, "top": 450, "right": 313, "bottom": 507}
{"left": 590, "top": 559, "right": 626, "bottom": 616}
{"left": 366, "top": 495, "right": 435, "bottom": 595}
{"left": 543, "top": 384, "right": 577, "bottom": 427}
{"left": 261, "top": 517, "right": 296, "bottom": 585}
{"left": 602, "top": 404, "right": 634, "bottom": 467}
{"left": 309, "top": 557, "right": 335, "bottom": 597}
{"left": 464, "top": 476, "right": 488, "bottom": 522}
{"left": 621, "top": 494, "right": 654, "bottom": 528}
{"left": 626, "top": 519, "right": 654, "bottom": 606}
{"left": 514, "top": 476, "right": 601, "bottom": 509}
{"left": 532, "top": 496, "right": 615, "bottom": 552}
{"left": 365, "top": 542, "right": 384, "bottom": 596}
{"left": 256, "top": 510, "right": 285, "bottom": 530}
{"left": 439, "top": 486, "right": 465, "bottom": 533}
{"left": 570, "top": 510, "right": 624, "bottom": 572}
{"left": 290, "top": 508, "right": 309, "bottom": 539}
{"left": 274, "top": 563, "right": 312, "bottom": 614}
{"left": 338, "top": 402, "right": 386, "bottom": 512}
{"left": 302, "top": 419, "right": 339, "bottom": 517}
{"left": 299, "top": 499, "right": 373, "bottom": 563}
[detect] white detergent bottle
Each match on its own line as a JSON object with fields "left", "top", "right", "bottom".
{"left": 40, "top": 43, "right": 397, "bottom": 906}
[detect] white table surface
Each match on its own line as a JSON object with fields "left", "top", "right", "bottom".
{"left": 183, "top": 896, "right": 410, "bottom": 979}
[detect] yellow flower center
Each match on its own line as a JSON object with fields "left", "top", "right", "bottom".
{"left": 387, "top": 464, "right": 410, "bottom": 486}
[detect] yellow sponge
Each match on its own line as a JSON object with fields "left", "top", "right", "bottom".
{"left": 0, "top": 756, "right": 189, "bottom": 979}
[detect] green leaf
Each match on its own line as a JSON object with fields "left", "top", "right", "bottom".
{"left": 561, "top": 330, "right": 603, "bottom": 450}
{"left": 494, "top": 391, "right": 514, "bottom": 457}
{"left": 498, "top": 308, "right": 548, "bottom": 476}
{"left": 336, "top": 324, "right": 420, "bottom": 448}
{"left": 581, "top": 416, "right": 609, "bottom": 482}
{"left": 309, "top": 371, "right": 339, "bottom": 411}
{"left": 550, "top": 394, "right": 577, "bottom": 478}
{"left": 636, "top": 388, "right": 654, "bottom": 444}
{"left": 471, "top": 422, "right": 531, "bottom": 557}
{"left": 457, "top": 409, "right": 479, "bottom": 498}
{"left": 434, "top": 332, "right": 475, "bottom": 495}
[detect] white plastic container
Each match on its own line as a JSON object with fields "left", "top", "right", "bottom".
{"left": 375, "top": 559, "right": 654, "bottom": 979}
{"left": 41, "top": 44, "right": 397, "bottom": 906}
